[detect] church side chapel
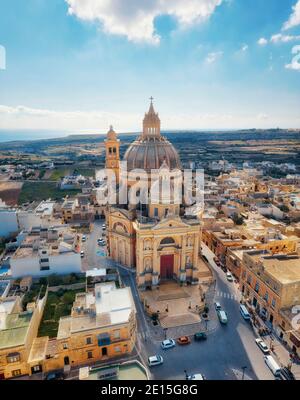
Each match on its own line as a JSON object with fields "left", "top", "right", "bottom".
{"left": 105, "top": 100, "right": 203, "bottom": 292}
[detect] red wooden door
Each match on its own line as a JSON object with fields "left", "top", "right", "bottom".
{"left": 160, "top": 255, "right": 174, "bottom": 279}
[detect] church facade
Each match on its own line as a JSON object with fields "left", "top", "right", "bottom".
{"left": 105, "top": 100, "right": 202, "bottom": 290}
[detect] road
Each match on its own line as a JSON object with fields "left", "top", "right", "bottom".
{"left": 83, "top": 223, "right": 274, "bottom": 380}
{"left": 81, "top": 219, "right": 110, "bottom": 271}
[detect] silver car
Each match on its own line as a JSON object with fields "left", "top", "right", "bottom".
{"left": 161, "top": 339, "right": 176, "bottom": 350}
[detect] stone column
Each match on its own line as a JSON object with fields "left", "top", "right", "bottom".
{"left": 193, "top": 233, "right": 199, "bottom": 271}
{"left": 153, "top": 239, "right": 159, "bottom": 274}
{"left": 181, "top": 234, "right": 186, "bottom": 271}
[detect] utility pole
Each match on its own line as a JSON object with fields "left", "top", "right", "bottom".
{"left": 241, "top": 366, "right": 247, "bottom": 380}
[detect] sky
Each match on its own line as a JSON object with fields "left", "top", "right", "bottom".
{"left": 0, "top": 0, "right": 300, "bottom": 134}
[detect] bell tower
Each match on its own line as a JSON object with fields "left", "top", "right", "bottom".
{"left": 105, "top": 125, "right": 120, "bottom": 183}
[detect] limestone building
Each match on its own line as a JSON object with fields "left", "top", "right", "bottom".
{"left": 105, "top": 100, "right": 202, "bottom": 290}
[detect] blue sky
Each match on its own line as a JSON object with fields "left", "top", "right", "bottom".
{"left": 0, "top": 0, "right": 300, "bottom": 132}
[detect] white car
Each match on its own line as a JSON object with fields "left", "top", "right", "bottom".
{"left": 214, "top": 302, "right": 222, "bottom": 311}
{"left": 226, "top": 272, "right": 234, "bottom": 282}
{"left": 148, "top": 355, "right": 164, "bottom": 367}
{"left": 187, "top": 374, "right": 205, "bottom": 380}
{"left": 255, "top": 338, "right": 270, "bottom": 354}
{"left": 80, "top": 251, "right": 85, "bottom": 258}
{"left": 82, "top": 235, "right": 87, "bottom": 242}
{"left": 161, "top": 339, "right": 175, "bottom": 350}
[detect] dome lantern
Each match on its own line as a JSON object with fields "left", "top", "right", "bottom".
{"left": 142, "top": 97, "right": 161, "bottom": 139}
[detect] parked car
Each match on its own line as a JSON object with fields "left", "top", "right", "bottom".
{"left": 45, "top": 371, "right": 65, "bottom": 380}
{"left": 148, "top": 355, "right": 164, "bottom": 367}
{"left": 214, "top": 302, "right": 222, "bottom": 311}
{"left": 226, "top": 272, "right": 233, "bottom": 282}
{"left": 255, "top": 338, "right": 270, "bottom": 354}
{"left": 186, "top": 373, "right": 205, "bottom": 380}
{"left": 80, "top": 251, "right": 85, "bottom": 258}
{"left": 194, "top": 332, "right": 207, "bottom": 341}
{"left": 217, "top": 310, "right": 228, "bottom": 324}
{"left": 240, "top": 304, "right": 251, "bottom": 320}
{"left": 177, "top": 336, "right": 191, "bottom": 345}
{"left": 264, "top": 355, "right": 281, "bottom": 377}
{"left": 221, "top": 265, "right": 228, "bottom": 273}
{"left": 82, "top": 235, "right": 87, "bottom": 242}
{"left": 161, "top": 339, "right": 176, "bottom": 350}
{"left": 280, "top": 367, "right": 296, "bottom": 381}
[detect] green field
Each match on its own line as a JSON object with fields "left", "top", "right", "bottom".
{"left": 50, "top": 168, "right": 73, "bottom": 181}
{"left": 38, "top": 289, "right": 83, "bottom": 338}
{"left": 18, "top": 181, "right": 81, "bottom": 204}
{"left": 73, "top": 168, "right": 95, "bottom": 178}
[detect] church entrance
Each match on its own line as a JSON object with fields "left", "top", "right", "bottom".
{"left": 160, "top": 255, "right": 174, "bottom": 280}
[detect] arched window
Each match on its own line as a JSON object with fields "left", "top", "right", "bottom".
{"left": 160, "top": 237, "right": 175, "bottom": 245}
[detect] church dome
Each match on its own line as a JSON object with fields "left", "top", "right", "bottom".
{"left": 124, "top": 100, "right": 182, "bottom": 172}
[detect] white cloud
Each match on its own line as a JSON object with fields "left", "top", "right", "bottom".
{"left": 241, "top": 44, "right": 248, "bottom": 52}
{"left": 205, "top": 51, "right": 223, "bottom": 63}
{"left": 65, "top": 0, "right": 223, "bottom": 44}
{"left": 283, "top": 0, "right": 300, "bottom": 31}
{"left": 0, "top": 105, "right": 140, "bottom": 131}
{"left": 285, "top": 45, "right": 300, "bottom": 71}
{"left": 257, "top": 113, "right": 269, "bottom": 120}
{"left": 270, "top": 33, "right": 300, "bottom": 43}
{"left": 258, "top": 37, "right": 268, "bottom": 46}
{"left": 0, "top": 104, "right": 299, "bottom": 130}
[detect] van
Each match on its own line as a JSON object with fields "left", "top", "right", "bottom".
{"left": 217, "top": 310, "right": 228, "bottom": 324}
{"left": 240, "top": 304, "right": 251, "bottom": 320}
{"left": 264, "top": 355, "right": 281, "bottom": 377}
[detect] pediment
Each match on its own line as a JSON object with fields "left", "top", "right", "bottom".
{"left": 110, "top": 209, "right": 130, "bottom": 220}
{"left": 152, "top": 216, "right": 191, "bottom": 230}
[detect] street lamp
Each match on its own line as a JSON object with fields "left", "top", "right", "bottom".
{"left": 241, "top": 366, "right": 247, "bottom": 380}
{"left": 164, "top": 328, "right": 168, "bottom": 339}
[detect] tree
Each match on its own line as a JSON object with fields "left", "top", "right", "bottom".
{"left": 232, "top": 213, "right": 244, "bottom": 226}
{"left": 62, "top": 291, "right": 75, "bottom": 305}
{"left": 279, "top": 204, "right": 289, "bottom": 213}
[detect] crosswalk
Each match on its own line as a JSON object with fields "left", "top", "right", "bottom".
{"left": 216, "top": 291, "right": 240, "bottom": 301}
{"left": 137, "top": 331, "right": 151, "bottom": 342}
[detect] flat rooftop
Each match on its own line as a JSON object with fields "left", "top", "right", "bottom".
{"left": 79, "top": 361, "right": 148, "bottom": 381}
{"left": 57, "top": 283, "right": 135, "bottom": 339}
{"left": 263, "top": 256, "right": 300, "bottom": 285}
{"left": 246, "top": 251, "right": 300, "bottom": 285}
{"left": 0, "top": 311, "right": 32, "bottom": 350}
